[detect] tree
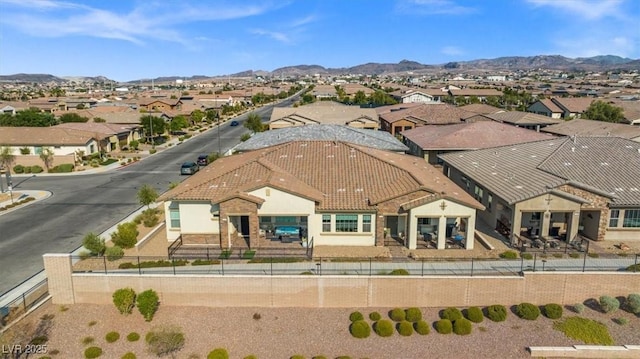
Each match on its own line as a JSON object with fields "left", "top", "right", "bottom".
{"left": 140, "top": 115, "right": 166, "bottom": 143}
{"left": 353, "top": 90, "right": 367, "bottom": 105}
{"left": 49, "top": 87, "right": 65, "bottom": 97}
{"left": 584, "top": 100, "right": 625, "bottom": 123}
{"left": 59, "top": 113, "right": 89, "bottom": 123}
{"left": 169, "top": 115, "right": 189, "bottom": 132}
{"left": 190, "top": 109, "right": 205, "bottom": 124}
{"left": 111, "top": 222, "right": 138, "bottom": 249}
{"left": 243, "top": 113, "right": 265, "bottom": 133}
{"left": 137, "top": 184, "right": 158, "bottom": 209}
{"left": 0, "top": 146, "right": 15, "bottom": 170}
{"left": 39, "top": 147, "right": 55, "bottom": 170}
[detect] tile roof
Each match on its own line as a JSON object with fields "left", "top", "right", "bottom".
{"left": 269, "top": 101, "right": 378, "bottom": 125}
{"left": 402, "top": 121, "right": 554, "bottom": 150}
{"left": 551, "top": 97, "right": 594, "bottom": 113}
{"left": 440, "top": 137, "right": 640, "bottom": 206}
{"left": 161, "top": 141, "right": 483, "bottom": 211}
{"left": 379, "top": 103, "right": 473, "bottom": 125}
{"left": 458, "top": 104, "right": 505, "bottom": 114}
{"left": 538, "top": 99, "right": 564, "bottom": 113}
{"left": 55, "top": 122, "right": 137, "bottom": 136}
{"left": 235, "top": 124, "right": 409, "bottom": 152}
{"left": 0, "top": 126, "right": 95, "bottom": 146}
{"left": 483, "top": 111, "right": 563, "bottom": 125}
{"left": 542, "top": 119, "right": 640, "bottom": 140}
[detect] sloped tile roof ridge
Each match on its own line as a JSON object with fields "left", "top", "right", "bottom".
{"left": 535, "top": 136, "right": 574, "bottom": 175}
{"left": 347, "top": 143, "right": 422, "bottom": 184}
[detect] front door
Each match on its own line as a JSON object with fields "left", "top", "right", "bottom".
{"left": 240, "top": 216, "right": 250, "bottom": 237}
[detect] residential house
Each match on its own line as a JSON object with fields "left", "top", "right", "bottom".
{"left": 474, "top": 111, "right": 562, "bottom": 131}
{"left": 390, "top": 89, "right": 443, "bottom": 104}
{"left": 402, "top": 121, "right": 554, "bottom": 165}
{"left": 159, "top": 141, "right": 484, "bottom": 251}
{"left": 0, "top": 105, "right": 16, "bottom": 115}
{"left": 448, "top": 88, "right": 503, "bottom": 103}
{"left": 55, "top": 122, "right": 141, "bottom": 152}
{"left": 269, "top": 101, "right": 379, "bottom": 130}
{"left": 311, "top": 85, "right": 339, "bottom": 99}
{"left": 458, "top": 103, "right": 504, "bottom": 116}
{"left": 377, "top": 103, "right": 474, "bottom": 136}
{"left": 611, "top": 100, "right": 640, "bottom": 125}
{"left": 138, "top": 98, "right": 183, "bottom": 112}
{"left": 28, "top": 98, "right": 67, "bottom": 113}
{"left": 235, "top": 124, "right": 409, "bottom": 153}
{"left": 541, "top": 119, "right": 640, "bottom": 142}
{"left": 527, "top": 99, "right": 564, "bottom": 119}
{"left": 440, "top": 137, "right": 640, "bottom": 245}
{"left": 528, "top": 97, "right": 594, "bottom": 119}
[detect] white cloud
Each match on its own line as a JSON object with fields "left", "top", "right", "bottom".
{"left": 396, "top": 0, "right": 476, "bottom": 15}
{"left": 441, "top": 46, "right": 464, "bottom": 56}
{"left": 526, "top": 0, "right": 624, "bottom": 20}
{"left": 250, "top": 29, "right": 291, "bottom": 43}
{"left": 552, "top": 34, "right": 636, "bottom": 58}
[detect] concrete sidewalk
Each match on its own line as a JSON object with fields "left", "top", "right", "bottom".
{"left": 0, "top": 190, "right": 52, "bottom": 215}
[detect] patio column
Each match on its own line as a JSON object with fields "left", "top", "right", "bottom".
{"left": 541, "top": 211, "right": 551, "bottom": 238}
{"left": 465, "top": 215, "right": 475, "bottom": 250}
{"left": 568, "top": 211, "right": 580, "bottom": 242}
{"left": 437, "top": 216, "right": 446, "bottom": 249}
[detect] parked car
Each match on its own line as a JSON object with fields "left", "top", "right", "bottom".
{"left": 230, "top": 120, "right": 239, "bottom": 126}
{"left": 180, "top": 161, "right": 199, "bottom": 175}
{"left": 196, "top": 154, "right": 209, "bottom": 166}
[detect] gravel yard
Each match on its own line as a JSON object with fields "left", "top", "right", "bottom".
{"left": 7, "top": 299, "right": 639, "bottom": 359}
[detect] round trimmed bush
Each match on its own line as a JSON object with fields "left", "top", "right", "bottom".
{"left": 369, "top": 311, "right": 382, "bottom": 321}
{"left": 453, "top": 318, "right": 472, "bottom": 335}
{"left": 31, "top": 165, "right": 44, "bottom": 173}
{"left": 374, "top": 320, "right": 394, "bottom": 337}
{"left": 389, "top": 308, "right": 406, "bottom": 322}
{"left": 627, "top": 293, "right": 640, "bottom": 314}
{"left": 486, "top": 305, "right": 508, "bottom": 322}
{"left": 121, "top": 353, "right": 136, "bottom": 359}
{"left": 84, "top": 346, "right": 102, "bottom": 359}
{"left": 349, "top": 320, "right": 371, "bottom": 339}
{"left": 599, "top": 296, "right": 620, "bottom": 313}
{"left": 126, "top": 332, "right": 140, "bottom": 342}
{"left": 465, "top": 306, "right": 484, "bottom": 323}
{"left": 105, "top": 331, "right": 120, "bottom": 343}
{"left": 414, "top": 320, "right": 430, "bottom": 335}
{"left": 440, "top": 307, "right": 463, "bottom": 321}
{"left": 349, "top": 311, "right": 364, "bottom": 322}
{"left": 290, "top": 356, "right": 305, "bottom": 359}
{"left": 405, "top": 307, "right": 422, "bottom": 322}
{"left": 499, "top": 250, "right": 518, "bottom": 259}
{"left": 516, "top": 303, "right": 540, "bottom": 320}
{"left": 543, "top": 303, "right": 563, "bottom": 319}
{"left": 13, "top": 165, "right": 24, "bottom": 174}
{"left": 243, "top": 356, "right": 258, "bottom": 359}
{"left": 312, "top": 356, "right": 328, "bottom": 359}
{"left": 435, "top": 319, "right": 452, "bottom": 334}
{"left": 207, "top": 348, "right": 229, "bottom": 359}
{"left": 397, "top": 321, "right": 413, "bottom": 336}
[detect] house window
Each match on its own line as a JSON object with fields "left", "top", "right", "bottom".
{"left": 474, "top": 185, "right": 484, "bottom": 202}
{"left": 531, "top": 212, "right": 541, "bottom": 221}
{"left": 34, "top": 146, "right": 43, "bottom": 155}
{"left": 488, "top": 193, "right": 493, "bottom": 211}
{"left": 461, "top": 176, "right": 470, "bottom": 192}
{"left": 362, "top": 215, "right": 372, "bottom": 232}
{"left": 335, "top": 214, "right": 358, "bottom": 232}
{"left": 623, "top": 209, "right": 640, "bottom": 228}
{"left": 210, "top": 203, "right": 220, "bottom": 218}
{"left": 169, "top": 205, "right": 180, "bottom": 228}
{"left": 322, "top": 215, "right": 331, "bottom": 232}
{"left": 609, "top": 210, "right": 619, "bottom": 227}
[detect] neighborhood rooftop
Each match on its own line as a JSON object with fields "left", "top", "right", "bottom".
{"left": 542, "top": 118, "right": 640, "bottom": 140}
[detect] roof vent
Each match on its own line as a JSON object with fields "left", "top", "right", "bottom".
{"left": 337, "top": 188, "right": 346, "bottom": 192}
{"left": 571, "top": 147, "right": 575, "bottom": 152}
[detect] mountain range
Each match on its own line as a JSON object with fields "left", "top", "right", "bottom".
{"left": 0, "top": 55, "right": 638, "bottom": 84}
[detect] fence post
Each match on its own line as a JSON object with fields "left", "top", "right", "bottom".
{"left": 221, "top": 258, "right": 225, "bottom": 275}
{"left": 520, "top": 256, "right": 524, "bottom": 273}
{"left": 533, "top": 253, "right": 537, "bottom": 272}
{"left": 22, "top": 293, "right": 26, "bottom": 312}
{"left": 270, "top": 257, "right": 273, "bottom": 276}
{"left": 137, "top": 256, "right": 141, "bottom": 275}
{"left": 369, "top": 258, "right": 372, "bottom": 277}
{"left": 582, "top": 240, "right": 590, "bottom": 272}
{"left": 207, "top": 248, "right": 210, "bottom": 261}
{"left": 471, "top": 258, "right": 474, "bottom": 277}
{"left": 172, "top": 258, "right": 176, "bottom": 275}
{"left": 634, "top": 254, "right": 638, "bottom": 273}
{"left": 421, "top": 259, "right": 424, "bottom": 277}
{"left": 103, "top": 256, "right": 107, "bottom": 274}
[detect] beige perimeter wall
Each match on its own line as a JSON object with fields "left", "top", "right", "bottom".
{"left": 45, "top": 254, "right": 640, "bottom": 308}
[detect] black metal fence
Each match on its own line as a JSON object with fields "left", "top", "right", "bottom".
{"left": 0, "top": 274, "right": 49, "bottom": 330}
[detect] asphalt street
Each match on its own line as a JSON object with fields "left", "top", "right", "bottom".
{"left": 0, "top": 100, "right": 289, "bottom": 294}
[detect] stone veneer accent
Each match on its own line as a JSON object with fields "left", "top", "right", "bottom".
{"left": 557, "top": 184, "right": 611, "bottom": 241}
{"left": 219, "top": 197, "right": 259, "bottom": 248}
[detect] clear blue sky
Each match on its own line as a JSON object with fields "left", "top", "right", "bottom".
{"left": 1, "top": 0, "right": 639, "bottom": 82}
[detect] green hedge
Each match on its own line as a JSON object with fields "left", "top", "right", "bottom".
{"left": 374, "top": 320, "right": 394, "bottom": 337}
{"left": 453, "top": 318, "right": 472, "bottom": 335}
{"left": 349, "top": 320, "right": 370, "bottom": 338}
{"left": 405, "top": 307, "right": 422, "bottom": 322}
{"left": 389, "top": 269, "right": 409, "bottom": 275}
{"left": 599, "top": 296, "right": 620, "bottom": 313}
{"left": 516, "top": 303, "right": 540, "bottom": 320}
{"left": 543, "top": 303, "right": 563, "bottom": 319}
{"left": 136, "top": 289, "right": 159, "bottom": 321}
{"left": 435, "top": 319, "right": 452, "bottom": 334}
{"left": 465, "top": 306, "right": 484, "bottom": 323}
{"left": 389, "top": 308, "right": 406, "bottom": 322}
{"left": 349, "top": 311, "right": 364, "bottom": 322}
{"left": 440, "top": 307, "right": 463, "bottom": 321}
{"left": 486, "top": 305, "right": 508, "bottom": 322}
{"left": 627, "top": 294, "right": 640, "bottom": 314}
{"left": 397, "top": 321, "right": 413, "bottom": 336}
{"left": 49, "top": 163, "right": 74, "bottom": 173}
{"left": 84, "top": 346, "right": 102, "bottom": 359}
{"left": 369, "top": 311, "right": 382, "bottom": 321}
{"left": 414, "top": 320, "right": 430, "bottom": 335}
{"left": 112, "top": 288, "right": 136, "bottom": 315}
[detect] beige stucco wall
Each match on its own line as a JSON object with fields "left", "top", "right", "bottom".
{"left": 44, "top": 253, "right": 640, "bottom": 307}
{"left": 250, "top": 187, "right": 315, "bottom": 215}
{"left": 179, "top": 201, "right": 218, "bottom": 234}
{"left": 605, "top": 228, "right": 640, "bottom": 241}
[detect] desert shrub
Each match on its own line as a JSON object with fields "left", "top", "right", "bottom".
{"left": 29, "top": 335, "right": 48, "bottom": 345}
{"left": 349, "top": 320, "right": 370, "bottom": 338}
{"left": 140, "top": 208, "right": 159, "bottom": 227}
{"left": 349, "top": 311, "right": 364, "bottom": 322}
{"left": 389, "top": 308, "right": 406, "bottom": 322}
{"left": 573, "top": 303, "right": 585, "bottom": 314}
{"left": 440, "top": 307, "right": 463, "bottom": 321}
{"left": 544, "top": 303, "right": 563, "bottom": 319}
{"left": 435, "top": 319, "right": 452, "bottom": 334}
{"left": 466, "top": 306, "right": 484, "bottom": 323}
{"left": 137, "top": 289, "right": 159, "bottom": 321}
{"left": 82, "top": 336, "right": 95, "bottom": 345}
{"left": 553, "top": 317, "right": 614, "bottom": 345}
{"left": 23, "top": 166, "right": 31, "bottom": 173}
{"left": 627, "top": 264, "right": 640, "bottom": 272}
{"left": 126, "top": 332, "right": 140, "bottom": 342}
{"left": 569, "top": 253, "right": 581, "bottom": 258}
{"left": 290, "top": 356, "right": 305, "bottom": 359}
{"left": 414, "top": 320, "right": 430, "bottom": 335}
{"left": 626, "top": 294, "right": 640, "bottom": 314}
{"left": 111, "top": 222, "right": 139, "bottom": 249}
{"left": 121, "top": 353, "right": 136, "bottom": 359}
{"left": 312, "top": 357, "right": 327, "bottom": 359}
{"left": 146, "top": 326, "right": 185, "bottom": 358}
{"left": 49, "top": 163, "right": 74, "bottom": 173}
{"left": 31, "top": 165, "right": 43, "bottom": 173}
{"left": 207, "top": 348, "right": 229, "bottom": 359}
{"left": 369, "top": 311, "right": 382, "bottom": 321}
{"left": 113, "top": 288, "right": 136, "bottom": 315}
{"left": 373, "top": 320, "right": 394, "bottom": 337}
{"left": 599, "top": 296, "right": 620, "bottom": 313}
{"left": 83, "top": 233, "right": 105, "bottom": 256}
{"left": 244, "top": 356, "right": 258, "bottom": 359}
{"left": 13, "top": 164, "right": 24, "bottom": 174}
{"left": 486, "top": 305, "right": 508, "bottom": 322}
{"left": 149, "top": 149, "right": 157, "bottom": 154}
{"left": 516, "top": 303, "right": 540, "bottom": 320}
{"left": 389, "top": 269, "right": 409, "bottom": 275}
{"left": 397, "top": 321, "right": 413, "bottom": 336}
{"left": 499, "top": 250, "right": 518, "bottom": 259}
{"left": 614, "top": 317, "right": 629, "bottom": 325}
{"left": 453, "top": 318, "right": 473, "bottom": 335}
{"left": 84, "top": 346, "right": 102, "bottom": 358}
{"left": 522, "top": 253, "right": 533, "bottom": 260}
{"left": 105, "top": 245, "right": 124, "bottom": 261}
{"left": 405, "top": 307, "right": 422, "bottom": 322}
{"left": 105, "top": 331, "right": 120, "bottom": 343}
